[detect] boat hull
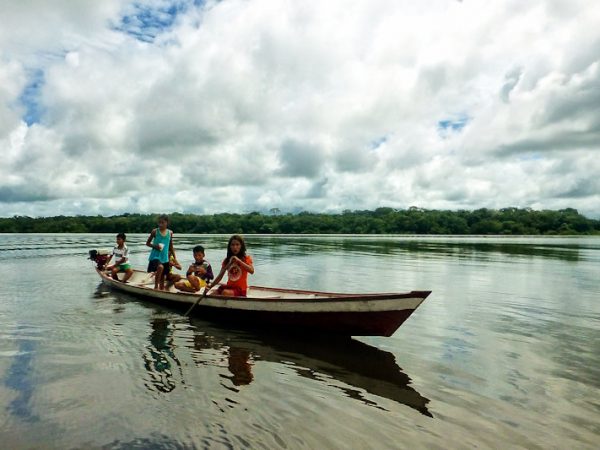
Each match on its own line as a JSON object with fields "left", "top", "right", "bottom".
{"left": 95, "top": 269, "right": 430, "bottom": 337}
{"left": 189, "top": 307, "right": 417, "bottom": 337}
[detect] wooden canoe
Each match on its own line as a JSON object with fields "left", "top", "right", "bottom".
{"left": 95, "top": 268, "right": 431, "bottom": 337}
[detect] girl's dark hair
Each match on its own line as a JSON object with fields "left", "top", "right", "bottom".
{"left": 225, "top": 234, "right": 246, "bottom": 264}
{"left": 158, "top": 214, "right": 169, "bottom": 224}
{"left": 117, "top": 232, "right": 126, "bottom": 240}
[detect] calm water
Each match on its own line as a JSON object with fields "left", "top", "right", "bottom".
{"left": 0, "top": 234, "right": 599, "bottom": 449}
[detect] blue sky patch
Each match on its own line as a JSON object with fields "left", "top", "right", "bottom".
{"left": 438, "top": 115, "right": 469, "bottom": 134}
{"left": 19, "top": 68, "right": 45, "bottom": 126}
{"left": 369, "top": 135, "right": 388, "bottom": 150}
{"left": 115, "top": 0, "right": 205, "bottom": 43}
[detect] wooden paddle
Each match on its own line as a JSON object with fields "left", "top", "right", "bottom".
{"left": 184, "top": 285, "right": 210, "bottom": 317}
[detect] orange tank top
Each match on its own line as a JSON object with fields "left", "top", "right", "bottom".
{"left": 224, "top": 255, "right": 253, "bottom": 292}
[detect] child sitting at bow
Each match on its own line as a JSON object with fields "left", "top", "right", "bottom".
{"left": 105, "top": 232, "right": 134, "bottom": 283}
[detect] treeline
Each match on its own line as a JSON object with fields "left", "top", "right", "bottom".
{"left": 1, "top": 207, "right": 599, "bottom": 235}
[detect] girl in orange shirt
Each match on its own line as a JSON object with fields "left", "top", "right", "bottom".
{"left": 209, "top": 235, "right": 254, "bottom": 297}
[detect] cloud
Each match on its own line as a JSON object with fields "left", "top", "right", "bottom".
{"left": 0, "top": 186, "right": 55, "bottom": 203}
{"left": 500, "top": 67, "right": 522, "bottom": 103}
{"left": 0, "top": 0, "right": 599, "bottom": 218}
{"left": 0, "top": 60, "right": 26, "bottom": 137}
{"left": 278, "top": 139, "right": 324, "bottom": 178}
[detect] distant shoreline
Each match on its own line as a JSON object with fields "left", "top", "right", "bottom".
{"left": 2, "top": 208, "right": 599, "bottom": 235}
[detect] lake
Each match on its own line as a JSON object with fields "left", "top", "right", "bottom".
{"left": 0, "top": 234, "right": 599, "bottom": 449}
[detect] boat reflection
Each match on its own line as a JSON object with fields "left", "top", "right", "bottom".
{"left": 98, "top": 286, "right": 432, "bottom": 416}
{"left": 188, "top": 319, "right": 432, "bottom": 417}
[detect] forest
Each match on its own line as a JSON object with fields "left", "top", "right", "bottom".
{"left": 1, "top": 207, "right": 599, "bottom": 235}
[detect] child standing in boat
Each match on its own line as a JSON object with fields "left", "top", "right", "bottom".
{"left": 105, "top": 232, "right": 134, "bottom": 283}
{"left": 146, "top": 214, "right": 176, "bottom": 290}
{"left": 209, "top": 235, "right": 254, "bottom": 297}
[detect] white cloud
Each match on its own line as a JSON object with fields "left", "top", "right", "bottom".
{"left": 0, "top": 60, "right": 26, "bottom": 136}
{"left": 0, "top": 0, "right": 599, "bottom": 218}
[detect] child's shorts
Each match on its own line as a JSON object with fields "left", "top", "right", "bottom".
{"left": 147, "top": 259, "right": 168, "bottom": 277}
{"left": 215, "top": 285, "right": 246, "bottom": 297}
{"left": 183, "top": 278, "right": 207, "bottom": 289}
{"left": 118, "top": 263, "right": 131, "bottom": 271}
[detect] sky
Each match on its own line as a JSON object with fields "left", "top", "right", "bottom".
{"left": 1, "top": 0, "right": 599, "bottom": 218}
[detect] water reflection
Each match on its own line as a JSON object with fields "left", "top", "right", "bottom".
{"left": 192, "top": 333, "right": 254, "bottom": 388}
{"left": 235, "top": 331, "right": 433, "bottom": 417}
{"left": 103, "top": 435, "right": 190, "bottom": 450}
{"left": 136, "top": 304, "right": 431, "bottom": 416}
{"left": 4, "top": 336, "right": 39, "bottom": 422}
{"left": 226, "top": 348, "right": 254, "bottom": 387}
{"left": 2, "top": 234, "right": 596, "bottom": 264}
{"left": 143, "top": 318, "right": 182, "bottom": 393}
{"left": 248, "top": 236, "right": 587, "bottom": 262}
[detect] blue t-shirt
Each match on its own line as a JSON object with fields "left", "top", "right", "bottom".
{"left": 148, "top": 228, "right": 171, "bottom": 263}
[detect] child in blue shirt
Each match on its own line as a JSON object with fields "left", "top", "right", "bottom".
{"left": 146, "top": 214, "right": 176, "bottom": 290}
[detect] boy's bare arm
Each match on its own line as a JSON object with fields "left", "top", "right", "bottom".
{"left": 168, "top": 231, "right": 176, "bottom": 258}
{"left": 146, "top": 229, "right": 157, "bottom": 249}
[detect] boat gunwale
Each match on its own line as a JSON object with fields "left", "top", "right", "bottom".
{"left": 96, "top": 269, "right": 431, "bottom": 304}
{"left": 94, "top": 268, "right": 430, "bottom": 336}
